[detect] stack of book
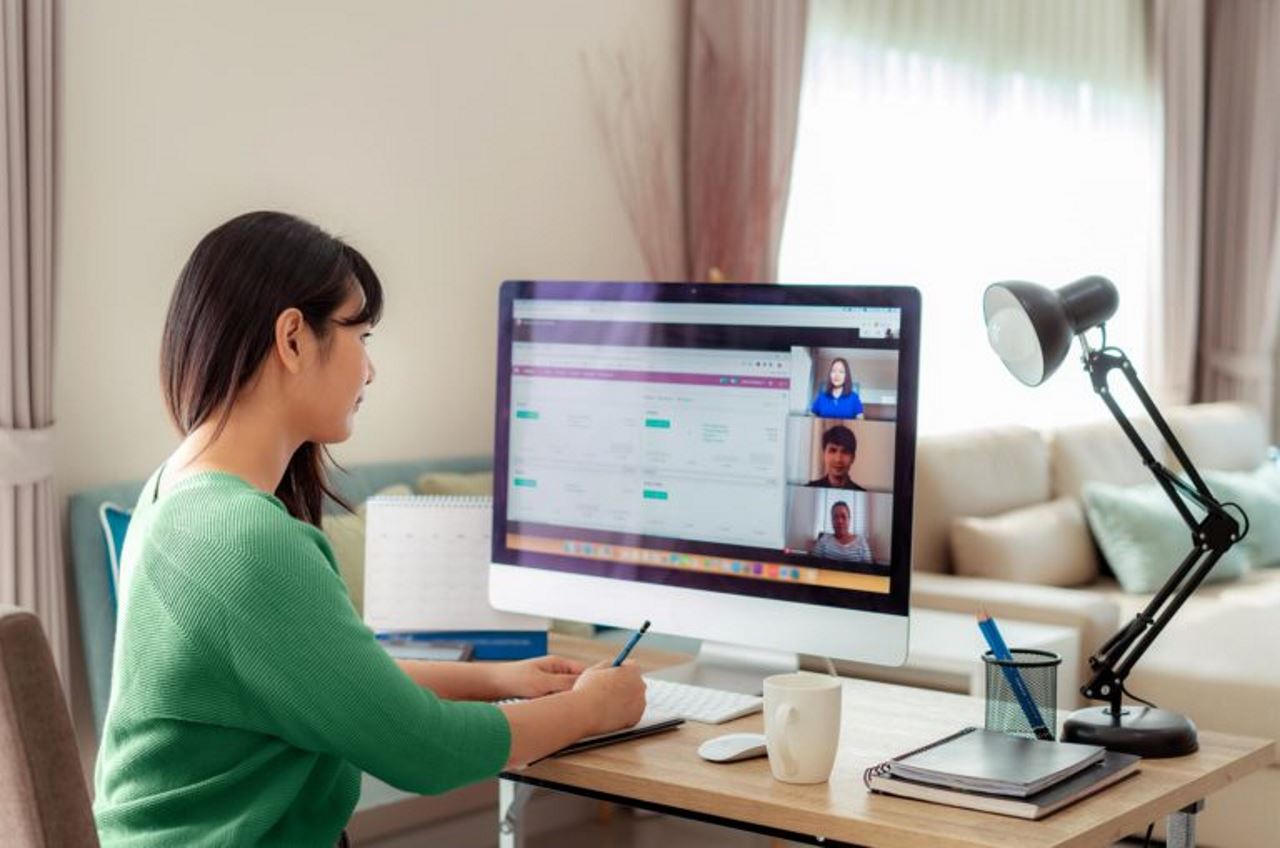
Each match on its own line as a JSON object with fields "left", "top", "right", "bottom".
{"left": 864, "top": 727, "right": 1141, "bottom": 819}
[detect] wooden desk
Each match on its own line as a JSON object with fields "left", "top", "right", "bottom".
{"left": 499, "top": 636, "right": 1275, "bottom": 848}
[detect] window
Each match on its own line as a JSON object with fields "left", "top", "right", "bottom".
{"left": 780, "top": 0, "right": 1160, "bottom": 433}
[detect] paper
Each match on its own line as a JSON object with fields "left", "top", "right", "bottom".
{"left": 363, "top": 496, "right": 548, "bottom": 633}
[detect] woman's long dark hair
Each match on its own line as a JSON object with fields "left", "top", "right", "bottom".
{"left": 160, "top": 211, "right": 383, "bottom": 527}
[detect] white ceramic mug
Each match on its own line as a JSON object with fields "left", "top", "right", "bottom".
{"left": 763, "top": 672, "right": 843, "bottom": 784}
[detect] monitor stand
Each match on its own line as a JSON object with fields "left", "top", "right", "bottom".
{"left": 645, "top": 640, "right": 799, "bottom": 695}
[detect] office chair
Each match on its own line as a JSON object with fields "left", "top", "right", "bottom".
{"left": 0, "top": 605, "right": 99, "bottom": 847}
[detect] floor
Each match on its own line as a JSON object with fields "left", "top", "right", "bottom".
{"left": 531, "top": 813, "right": 1156, "bottom": 848}
{"left": 363, "top": 805, "right": 821, "bottom": 847}
{"left": 361, "top": 802, "right": 1158, "bottom": 848}
{"left": 528, "top": 810, "right": 807, "bottom": 847}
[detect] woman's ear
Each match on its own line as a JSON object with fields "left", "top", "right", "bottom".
{"left": 274, "top": 308, "right": 306, "bottom": 374}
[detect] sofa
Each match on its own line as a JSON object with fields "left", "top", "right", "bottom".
{"left": 907, "top": 402, "right": 1280, "bottom": 847}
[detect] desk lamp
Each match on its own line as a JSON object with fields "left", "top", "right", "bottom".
{"left": 982, "top": 275, "right": 1246, "bottom": 758}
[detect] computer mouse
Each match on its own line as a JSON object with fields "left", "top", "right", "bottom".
{"left": 697, "top": 732, "right": 769, "bottom": 763}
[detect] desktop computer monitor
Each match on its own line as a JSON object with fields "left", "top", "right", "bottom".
{"left": 490, "top": 281, "right": 920, "bottom": 689}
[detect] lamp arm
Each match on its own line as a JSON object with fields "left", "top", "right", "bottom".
{"left": 1082, "top": 346, "right": 1221, "bottom": 532}
{"left": 1075, "top": 342, "right": 1243, "bottom": 716}
{"left": 1111, "top": 546, "right": 1229, "bottom": 683}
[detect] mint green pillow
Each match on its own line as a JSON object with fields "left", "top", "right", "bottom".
{"left": 1201, "top": 464, "right": 1280, "bottom": 569}
{"left": 1082, "top": 480, "right": 1249, "bottom": 593}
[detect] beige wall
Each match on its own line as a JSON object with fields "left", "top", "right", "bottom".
{"left": 55, "top": 0, "right": 684, "bottom": 497}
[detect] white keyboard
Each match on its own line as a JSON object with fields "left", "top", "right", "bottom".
{"left": 643, "top": 677, "right": 763, "bottom": 724}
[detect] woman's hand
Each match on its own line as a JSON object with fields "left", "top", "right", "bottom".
{"left": 497, "top": 660, "right": 646, "bottom": 766}
{"left": 571, "top": 661, "right": 647, "bottom": 735}
{"left": 493, "top": 655, "right": 586, "bottom": 699}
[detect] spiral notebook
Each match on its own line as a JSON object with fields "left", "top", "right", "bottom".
{"left": 863, "top": 727, "right": 1140, "bottom": 819}
{"left": 363, "top": 495, "right": 548, "bottom": 637}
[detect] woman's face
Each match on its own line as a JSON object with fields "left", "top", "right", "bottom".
{"left": 294, "top": 286, "right": 376, "bottom": 444}
{"left": 829, "top": 360, "right": 847, "bottom": 388}
{"left": 831, "top": 504, "right": 851, "bottom": 536}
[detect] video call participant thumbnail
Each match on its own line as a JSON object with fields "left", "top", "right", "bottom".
{"left": 811, "top": 500, "right": 872, "bottom": 564}
{"left": 807, "top": 425, "right": 864, "bottom": 491}
{"left": 810, "top": 356, "right": 864, "bottom": 419}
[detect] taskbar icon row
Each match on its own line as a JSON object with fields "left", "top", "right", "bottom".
{"left": 505, "top": 533, "right": 891, "bottom": 594}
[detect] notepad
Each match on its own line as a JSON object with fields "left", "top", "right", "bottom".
{"left": 866, "top": 748, "right": 1140, "bottom": 820}
{"left": 496, "top": 699, "right": 684, "bottom": 762}
{"left": 863, "top": 727, "right": 1141, "bottom": 819}
{"left": 875, "top": 727, "right": 1106, "bottom": 797}
{"left": 552, "top": 708, "right": 684, "bottom": 758}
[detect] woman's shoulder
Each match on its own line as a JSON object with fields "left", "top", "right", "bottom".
{"left": 146, "top": 474, "right": 329, "bottom": 563}
{"left": 131, "top": 477, "right": 339, "bottom": 603}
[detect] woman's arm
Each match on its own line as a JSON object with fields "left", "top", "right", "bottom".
{"left": 395, "top": 660, "right": 503, "bottom": 700}
{"left": 179, "top": 516, "right": 644, "bottom": 788}
{"left": 397, "top": 657, "right": 645, "bottom": 766}
{"left": 499, "top": 662, "right": 645, "bottom": 767}
{"left": 396, "top": 655, "right": 584, "bottom": 701}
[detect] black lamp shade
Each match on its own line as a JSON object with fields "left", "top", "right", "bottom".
{"left": 983, "top": 276, "right": 1118, "bottom": 386}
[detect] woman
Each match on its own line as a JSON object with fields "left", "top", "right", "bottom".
{"left": 92, "top": 211, "right": 645, "bottom": 846}
{"left": 809, "top": 357, "right": 864, "bottom": 419}
{"left": 811, "top": 501, "right": 873, "bottom": 564}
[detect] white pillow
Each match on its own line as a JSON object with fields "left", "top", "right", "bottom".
{"left": 950, "top": 497, "right": 1098, "bottom": 586}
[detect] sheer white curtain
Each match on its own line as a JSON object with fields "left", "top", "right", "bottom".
{"left": 780, "top": 0, "right": 1161, "bottom": 434}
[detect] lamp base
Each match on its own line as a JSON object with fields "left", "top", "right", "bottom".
{"left": 1062, "top": 705, "right": 1198, "bottom": 758}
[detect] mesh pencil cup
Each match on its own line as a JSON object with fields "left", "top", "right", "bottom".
{"left": 982, "top": 649, "right": 1061, "bottom": 739}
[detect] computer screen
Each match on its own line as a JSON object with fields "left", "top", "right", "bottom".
{"left": 491, "top": 281, "right": 920, "bottom": 668}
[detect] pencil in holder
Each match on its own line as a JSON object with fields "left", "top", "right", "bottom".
{"left": 982, "top": 649, "right": 1061, "bottom": 739}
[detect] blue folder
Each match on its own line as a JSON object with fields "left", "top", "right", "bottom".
{"left": 376, "top": 629, "right": 547, "bottom": 660}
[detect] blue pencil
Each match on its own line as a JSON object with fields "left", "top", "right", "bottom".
{"left": 977, "top": 613, "right": 1054, "bottom": 741}
{"left": 612, "top": 620, "right": 651, "bottom": 667}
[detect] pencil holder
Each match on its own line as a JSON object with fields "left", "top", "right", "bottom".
{"left": 982, "top": 649, "right": 1061, "bottom": 739}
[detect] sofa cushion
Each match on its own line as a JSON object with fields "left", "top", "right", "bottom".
{"left": 1165, "top": 402, "right": 1268, "bottom": 474}
{"left": 1090, "top": 569, "right": 1280, "bottom": 742}
{"left": 1082, "top": 480, "right": 1250, "bottom": 593}
{"left": 414, "top": 471, "right": 492, "bottom": 496}
{"left": 950, "top": 497, "right": 1098, "bottom": 587}
{"left": 1201, "top": 464, "right": 1280, "bottom": 569}
{"left": 910, "top": 572, "right": 1120, "bottom": 690}
{"left": 912, "top": 426, "right": 1050, "bottom": 573}
{"left": 1051, "top": 416, "right": 1161, "bottom": 500}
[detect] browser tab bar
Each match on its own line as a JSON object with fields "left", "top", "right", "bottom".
{"left": 513, "top": 299, "right": 899, "bottom": 333}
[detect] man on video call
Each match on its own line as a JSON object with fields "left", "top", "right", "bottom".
{"left": 806, "top": 425, "right": 866, "bottom": 491}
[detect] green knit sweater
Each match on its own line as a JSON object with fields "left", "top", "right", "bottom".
{"left": 93, "top": 469, "right": 511, "bottom": 846}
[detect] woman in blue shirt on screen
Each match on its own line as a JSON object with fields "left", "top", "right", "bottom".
{"left": 810, "top": 357, "right": 864, "bottom": 419}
